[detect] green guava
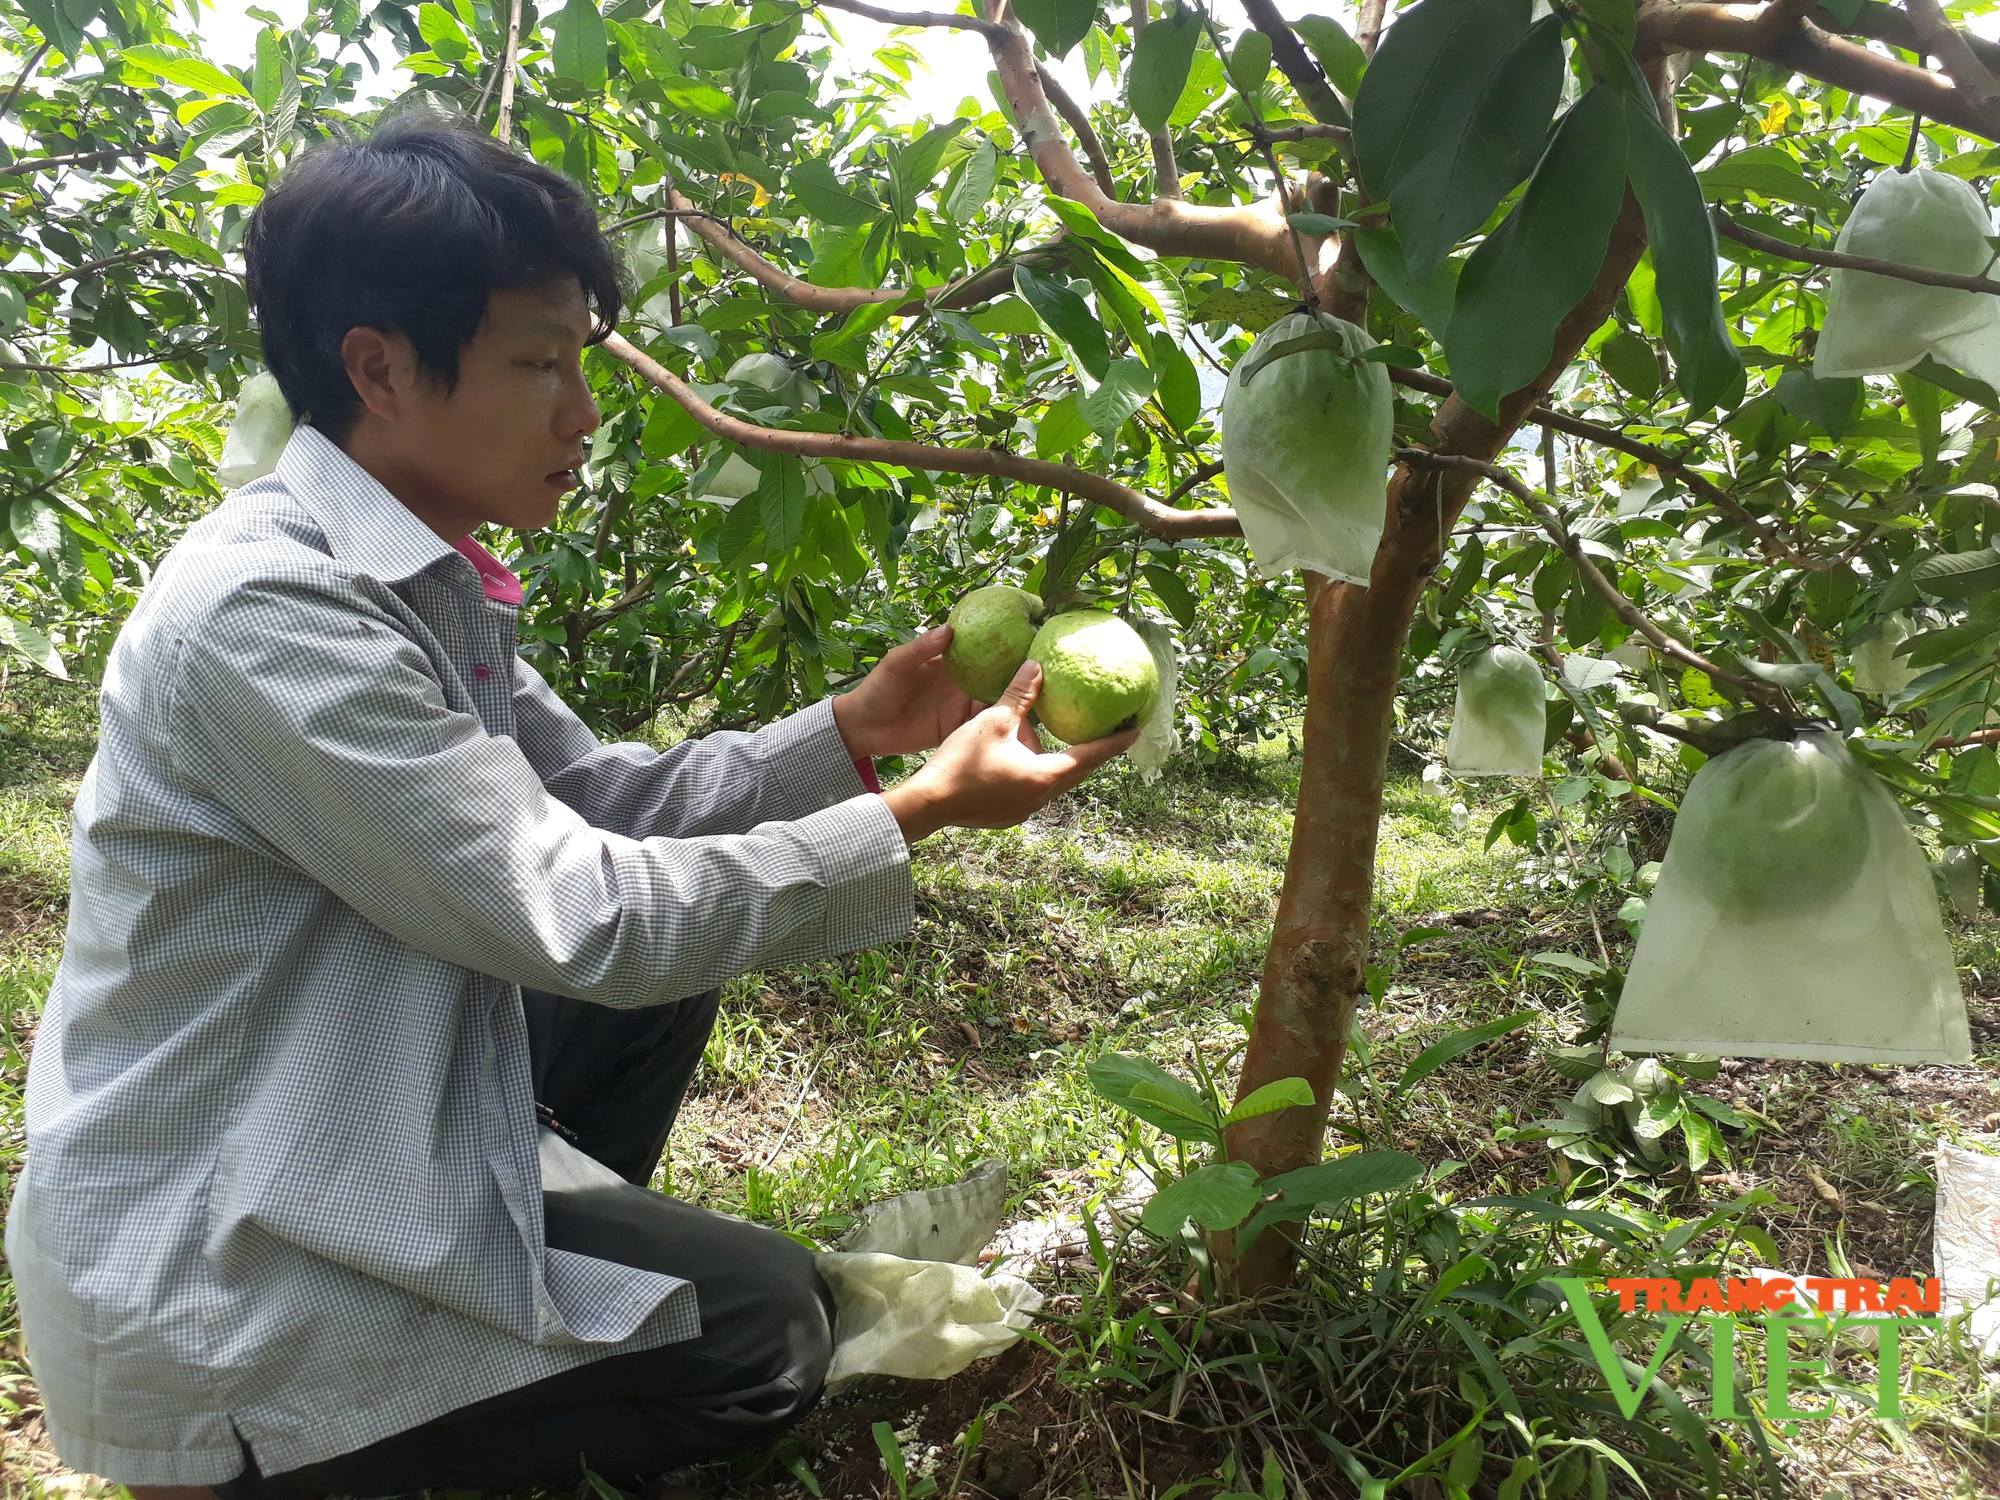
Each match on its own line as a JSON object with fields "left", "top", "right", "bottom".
{"left": 944, "top": 586, "right": 1045, "bottom": 702}
{"left": 1028, "top": 610, "right": 1161, "bottom": 745}
{"left": 1669, "top": 733, "right": 1872, "bottom": 917}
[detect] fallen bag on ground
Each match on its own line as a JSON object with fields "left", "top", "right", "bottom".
{"left": 839, "top": 1158, "right": 1009, "bottom": 1264}
{"left": 1813, "top": 168, "right": 2000, "bottom": 390}
{"left": 1612, "top": 729, "right": 1970, "bottom": 1063}
{"left": 1933, "top": 1142, "right": 2000, "bottom": 1354}
{"left": 218, "top": 372, "right": 295, "bottom": 489}
{"left": 1445, "top": 645, "right": 1546, "bottom": 777}
{"left": 1220, "top": 311, "right": 1393, "bottom": 586}
{"left": 816, "top": 1252, "right": 1043, "bottom": 1383}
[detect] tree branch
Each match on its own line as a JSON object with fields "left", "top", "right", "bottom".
{"left": 602, "top": 332, "right": 1242, "bottom": 539}
{"left": 1036, "top": 64, "right": 1118, "bottom": 198}
{"left": 1637, "top": 0, "right": 2000, "bottom": 140}
{"left": 1902, "top": 0, "right": 2000, "bottom": 116}
{"left": 1714, "top": 208, "right": 2000, "bottom": 293}
{"left": 25, "top": 247, "right": 169, "bottom": 296}
{"left": 0, "top": 146, "right": 140, "bottom": 176}
{"left": 1398, "top": 447, "right": 1772, "bottom": 700}
{"left": 1813, "top": 1, "right": 2000, "bottom": 76}
{"left": 0, "top": 342, "right": 226, "bottom": 372}
{"left": 1356, "top": 0, "right": 1388, "bottom": 57}
{"left": 0, "top": 41, "right": 51, "bottom": 124}
{"left": 662, "top": 619, "right": 743, "bottom": 703}
{"left": 1386, "top": 363, "right": 1834, "bottom": 569}
{"left": 495, "top": 0, "right": 524, "bottom": 140}
{"left": 1239, "top": 0, "right": 1350, "bottom": 126}
{"left": 817, "top": 0, "right": 1004, "bottom": 38}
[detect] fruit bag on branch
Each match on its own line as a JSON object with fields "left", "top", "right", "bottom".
{"left": 1445, "top": 645, "right": 1546, "bottom": 777}
{"left": 1611, "top": 729, "right": 1970, "bottom": 1063}
{"left": 1813, "top": 168, "right": 2000, "bottom": 390}
{"left": 1220, "top": 310, "right": 1393, "bottom": 586}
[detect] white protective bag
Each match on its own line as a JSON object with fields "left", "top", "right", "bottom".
{"left": 217, "top": 372, "right": 295, "bottom": 489}
{"left": 1128, "top": 619, "right": 1181, "bottom": 783}
{"left": 1850, "top": 612, "right": 1920, "bottom": 696}
{"left": 816, "top": 1253, "right": 1043, "bottom": 1383}
{"left": 1941, "top": 843, "right": 1985, "bottom": 918}
{"left": 1814, "top": 168, "right": 2000, "bottom": 390}
{"left": 1220, "top": 311, "right": 1393, "bottom": 586}
{"left": 1612, "top": 730, "right": 1970, "bottom": 1063}
{"left": 1445, "top": 645, "right": 1546, "bottom": 777}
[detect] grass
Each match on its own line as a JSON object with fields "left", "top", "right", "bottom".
{"left": 3, "top": 672, "right": 1999, "bottom": 1498}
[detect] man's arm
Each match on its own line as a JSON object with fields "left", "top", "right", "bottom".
{"left": 170, "top": 572, "right": 912, "bottom": 1007}
{"left": 511, "top": 659, "right": 870, "bottom": 840}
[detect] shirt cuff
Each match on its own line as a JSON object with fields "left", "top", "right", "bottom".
{"left": 754, "top": 697, "right": 869, "bottom": 816}
{"left": 785, "top": 792, "right": 915, "bottom": 956}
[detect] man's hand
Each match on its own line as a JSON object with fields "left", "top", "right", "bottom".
{"left": 880, "top": 661, "right": 1136, "bottom": 845}
{"left": 830, "top": 623, "right": 983, "bottom": 760}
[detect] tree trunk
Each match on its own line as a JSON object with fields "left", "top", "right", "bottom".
{"left": 1220, "top": 197, "right": 1652, "bottom": 1294}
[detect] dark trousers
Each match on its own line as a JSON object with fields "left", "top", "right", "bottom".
{"left": 218, "top": 987, "right": 833, "bottom": 1497}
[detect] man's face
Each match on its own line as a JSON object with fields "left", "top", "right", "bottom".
{"left": 359, "top": 279, "right": 602, "bottom": 536}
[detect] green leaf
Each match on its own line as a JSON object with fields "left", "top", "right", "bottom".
{"left": 1397, "top": 1012, "right": 1534, "bottom": 1094}
{"left": 1896, "top": 369, "right": 1943, "bottom": 467}
{"left": 1393, "top": 14, "right": 1564, "bottom": 282}
{"left": 1015, "top": 264, "right": 1111, "bottom": 380}
{"left": 1190, "top": 286, "right": 1296, "bottom": 332}
{"left": 1263, "top": 1150, "right": 1424, "bottom": 1207}
{"left": 1354, "top": 226, "right": 1458, "bottom": 332}
{"left": 653, "top": 74, "right": 735, "bottom": 121}
{"left": 147, "top": 228, "right": 225, "bottom": 267}
{"left": 1293, "top": 14, "right": 1367, "bottom": 97}
{"left": 1142, "top": 1160, "right": 1263, "bottom": 1236}
{"left": 1130, "top": 8, "right": 1203, "bottom": 136}
{"left": 1080, "top": 358, "right": 1156, "bottom": 438}
{"left": 418, "top": 2, "right": 471, "bottom": 63}
{"left": 893, "top": 119, "right": 966, "bottom": 218}
{"left": 1087, "top": 1052, "right": 1223, "bottom": 1145}
{"left": 640, "top": 395, "right": 702, "bottom": 458}
{"left": 1443, "top": 87, "right": 1629, "bottom": 421}
{"left": 1223, "top": 1075, "right": 1316, "bottom": 1125}
{"left": 1910, "top": 547, "right": 2000, "bottom": 599}
{"left": 1286, "top": 212, "right": 1356, "bottom": 237}
{"left": 0, "top": 615, "right": 65, "bottom": 679}
{"left": 551, "top": 0, "right": 609, "bottom": 92}
{"left": 754, "top": 453, "right": 809, "bottom": 555}
{"left": 945, "top": 138, "right": 998, "bottom": 222}
{"left": 252, "top": 27, "right": 285, "bottom": 110}
{"left": 1012, "top": 0, "right": 1097, "bottom": 59}
{"left": 1144, "top": 561, "right": 1200, "bottom": 628}
{"left": 121, "top": 44, "right": 251, "bottom": 97}
{"left": 1623, "top": 91, "right": 1742, "bottom": 412}
{"left": 1079, "top": 249, "right": 1162, "bottom": 351}
{"left": 1227, "top": 29, "right": 1272, "bottom": 97}
{"left": 1773, "top": 369, "right": 1861, "bottom": 439}
{"left": 790, "top": 159, "right": 880, "bottom": 227}
{"left": 1151, "top": 330, "right": 1201, "bottom": 430}
{"left": 1597, "top": 328, "right": 1660, "bottom": 400}
{"left": 1697, "top": 144, "right": 1838, "bottom": 215}
{"left": 1353, "top": 0, "right": 1530, "bottom": 203}
{"left": 1036, "top": 392, "right": 1091, "bottom": 458}
{"left": 1909, "top": 355, "right": 1999, "bottom": 409}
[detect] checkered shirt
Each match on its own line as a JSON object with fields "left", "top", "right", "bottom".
{"left": 5, "top": 425, "right": 914, "bottom": 1485}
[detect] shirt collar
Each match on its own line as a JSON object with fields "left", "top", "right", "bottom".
{"left": 276, "top": 424, "right": 461, "bottom": 586}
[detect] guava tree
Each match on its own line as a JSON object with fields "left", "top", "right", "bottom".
{"left": 10, "top": 0, "right": 2000, "bottom": 1298}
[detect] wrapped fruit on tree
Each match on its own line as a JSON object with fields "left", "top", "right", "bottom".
{"left": 1445, "top": 645, "right": 1546, "bottom": 778}
{"left": 216, "top": 373, "right": 295, "bottom": 491}
{"left": 1612, "top": 732, "right": 1970, "bottom": 1064}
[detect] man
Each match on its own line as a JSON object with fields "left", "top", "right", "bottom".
{"left": 7, "top": 117, "right": 1132, "bottom": 1498}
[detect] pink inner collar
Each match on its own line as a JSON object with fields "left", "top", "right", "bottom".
{"left": 452, "top": 535, "right": 524, "bottom": 605}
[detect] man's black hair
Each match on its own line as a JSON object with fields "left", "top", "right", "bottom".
{"left": 245, "top": 111, "right": 621, "bottom": 436}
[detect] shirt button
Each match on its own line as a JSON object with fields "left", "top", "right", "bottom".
{"left": 473, "top": 664, "right": 491, "bottom": 681}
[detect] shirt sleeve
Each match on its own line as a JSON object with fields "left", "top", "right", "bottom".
{"left": 167, "top": 571, "right": 914, "bottom": 1008}
{"left": 510, "top": 657, "right": 873, "bottom": 840}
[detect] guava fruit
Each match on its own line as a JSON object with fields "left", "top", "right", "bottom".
{"left": 1219, "top": 310, "right": 1393, "bottom": 585}
{"left": 218, "top": 371, "right": 295, "bottom": 489}
{"left": 944, "top": 585, "right": 1045, "bottom": 702}
{"left": 1669, "top": 733, "right": 1871, "bottom": 917}
{"left": 1028, "top": 609, "right": 1161, "bottom": 745}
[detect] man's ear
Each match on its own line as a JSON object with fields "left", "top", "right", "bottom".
{"left": 339, "top": 325, "right": 415, "bottom": 425}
